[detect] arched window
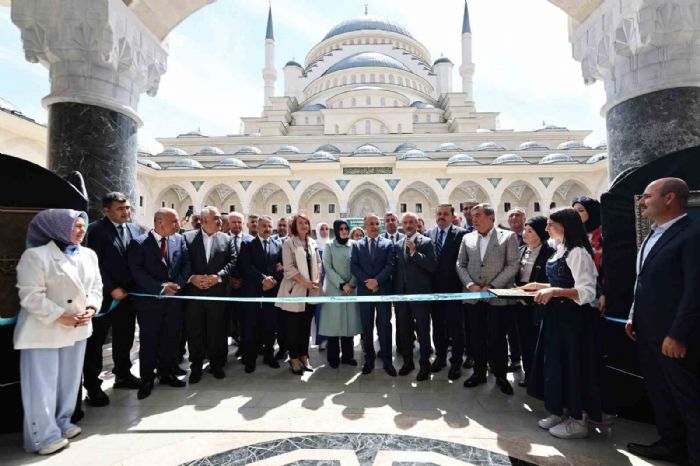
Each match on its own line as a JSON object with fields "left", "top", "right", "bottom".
{"left": 397, "top": 77, "right": 403, "bottom": 85}
{"left": 389, "top": 75, "right": 395, "bottom": 84}
{"left": 316, "top": 116, "right": 322, "bottom": 124}
{"left": 365, "top": 120, "right": 371, "bottom": 134}
{"left": 351, "top": 97, "right": 356, "bottom": 107}
{"left": 342, "top": 76, "right": 347, "bottom": 85}
{"left": 426, "top": 114, "right": 432, "bottom": 123}
{"left": 370, "top": 74, "right": 375, "bottom": 83}
{"left": 360, "top": 75, "right": 366, "bottom": 83}
{"left": 380, "top": 97, "right": 386, "bottom": 106}
{"left": 397, "top": 123, "right": 402, "bottom": 133}
{"left": 351, "top": 75, "right": 357, "bottom": 84}
{"left": 366, "top": 96, "right": 371, "bottom": 106}
{"left": 304, "top": 116, "right": 309, "bottom": 124}
{"left": 338, "top": 101, "right": 344, "bottom": 108}
{"left": 379, "top": 75, "right": 385, "bottom": 83}
{"left": 413, "top": 114, "right": 419, "bottom": 123}
{"left": 334, "top": 124, "right": 339, "bottom": 134}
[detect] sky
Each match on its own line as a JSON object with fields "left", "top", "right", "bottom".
{"left": 0, "top": 0, "right": 607, "bottom": 146}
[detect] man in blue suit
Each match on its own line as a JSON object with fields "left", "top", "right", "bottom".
{"left": 128, "top": 208, "right": 191, "bottom": 400}
{"left": 239, "top": 216, "right": 284, "bottom": 373}
{"left": 351, "top": 214, "right": 397, "bottom": 376}
{"left": 626, "top": 178, "right": 700, "bottom": 465}
{"left": 83, "top": 192, "right": 142, "bottom": 407}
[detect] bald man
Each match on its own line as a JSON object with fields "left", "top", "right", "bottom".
{"left": 128, "top": 208, "right": 191, "bottom": 400}
{"left": 626, "top": 178, "right": 700, "bottom": 465}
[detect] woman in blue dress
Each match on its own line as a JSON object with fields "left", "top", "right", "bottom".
{"left": 522, "top": 208, "right": 606, "bottom": 439}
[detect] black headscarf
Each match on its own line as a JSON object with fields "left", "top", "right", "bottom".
{"left": 524, "top": 216, "right": 549, "bottom": 244}
{"left": 572, "top": 196, "right": 601, "bottom": 233}
{"left": 333, "top": 219, "right": 350, "bottom": 245}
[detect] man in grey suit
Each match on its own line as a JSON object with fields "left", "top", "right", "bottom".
{"left": 456, "top": 203, "right": 519, "bottom": 395}
{"left": 394, "top": 213, "right": 437, "bottom": 381}
{"left": 183, "top": 207, "right": 237, "bottom": 383}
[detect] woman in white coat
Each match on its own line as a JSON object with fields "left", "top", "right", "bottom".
{"left": 14, "top": 209, "right": 103, "bottom": 455}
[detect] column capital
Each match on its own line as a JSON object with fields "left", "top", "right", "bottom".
{"left": 564, "top": 0, "right": 700, "bottom": 114}
{"left": 11, "top": 0, "right": 168, "bottom": 125}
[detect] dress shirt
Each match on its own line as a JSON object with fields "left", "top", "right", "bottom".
{"left": 437, "top": 226, "right": 449, "bottom": 248}
{"left": 201, "top": 230, "right": 215, "bottom": 262}
{"left": 111, "top": 220, "right": 130, "bottom": 247}
{"left": 549, "top": 245, "right": 598, "bottom": 305}
{"left": 231, "top": 233, "right": 241, "bottom": 253}
{"left": 519, "top": 244, "right": 542, "bottom": 283}
{"left": 628, "top": 213, "right": 687, "bottom": 319}
{"left": 151, "top": 230, "right": 165, "bottom": 251}
{"left": 387, "top": 232, "right": 399, "bottom": 243}
{"left": 477, "top": 227, "right": 495, "bottom": 262}
{"left": 405, "top": 233, "right": 417, "bottom": 256}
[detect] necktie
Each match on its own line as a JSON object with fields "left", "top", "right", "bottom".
{"left": 119, "top": 224, "right": 128, "bottom": 248}
{"left": 160, "top": 237, "right": 168, "bottom": 265}
{"left": 436, "top": 229, "right": 445, "bottom": 257}
{"left": 232, "top": 235, "right": 239, "bottom": 255}
{"left": 263, "top": 239, "right": 269, "bottom": 261}
{"left": 369, "top": 238, "right": 375, "bottom": 258}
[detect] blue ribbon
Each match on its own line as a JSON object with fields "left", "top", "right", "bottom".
{"left": 93, "top": 299, "right": 121, "bottom": 319}
{"left": 129, "top": 291, "right": 496, "bottom": 304}
{"left": 0, "top": 316, "right": 18, "bottom": 326}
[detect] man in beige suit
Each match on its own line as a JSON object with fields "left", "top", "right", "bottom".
{"left": 456, "top": 203, "right": 519, "bottom": 395}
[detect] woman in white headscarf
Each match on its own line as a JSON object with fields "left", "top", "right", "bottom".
{"left": 14, "top": 209, "right": 103, "bottom": 455}
{"left": 313, "top": 222, "right": 330, "bottom": 350}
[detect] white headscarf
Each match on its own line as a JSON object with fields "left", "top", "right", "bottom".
{"left": 315, "top": 222, "right": 330, "bottom": 252}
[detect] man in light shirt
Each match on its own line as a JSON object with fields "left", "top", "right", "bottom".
{"left": 456, "top": 204, "right": 519, "bottom": 395}
{"left": 625, "top": 178, "right": 700, "bottom": 465}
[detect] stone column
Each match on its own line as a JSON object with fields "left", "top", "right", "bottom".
{"left": 554, "top": 0, "right": 700, "bottom": 179}
{"left": 11, "top": 0, "right": 167, "bottom": 220}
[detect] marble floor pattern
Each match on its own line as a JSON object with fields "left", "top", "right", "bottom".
{"left": 0, "top": 339, "right": 664, "bottom": 466}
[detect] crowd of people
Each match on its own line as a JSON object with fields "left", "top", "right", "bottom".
{"left": 12, "top": 178, "right": 699, "bottom": 465}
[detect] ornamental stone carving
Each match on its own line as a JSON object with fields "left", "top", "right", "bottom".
{"left": 566, "top": 0, "right": 700, "bottom": 113}
{"left": 11, "top": 0, "right": 168, "bottom": 124}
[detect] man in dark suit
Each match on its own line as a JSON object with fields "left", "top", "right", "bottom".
{"left": 228, "top": 212, "right": 252, "bottom": 354}
{"left": 456, "top": 203, "right": 519, "bottom": 395}
{"left": 461, "top": 201, "right": 477, "bottom": 233}
{"left": 128, "top": 208, "right": 191, "bottom": 400}
{"left": 426, "top": 204, "right": 467, "bottom": 380}
{"left": 183, "top": 207, "right": 237, "bottom": 383}
{"left": 271, "top": 216, "right": 289, "bottom": 242}
{"left": 239, "top": 216, "right": 284, "bottom": 373}
{"left": 82, "top": 192, "right": 142, "bottom": 407}
{"left": 626, "top": 178, "right": 700, "bottom": 465}
{"left": 351, "top": 214, "right": 397, "bottom": 376}
{"left": 383, "top": 211, "right": 404, "bottom": 244}
{"left": 394, "top": 213, "right": 437, "bottom": 381}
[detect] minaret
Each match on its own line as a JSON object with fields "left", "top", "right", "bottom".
{"left": 262, "top": 3, "right": 277, "bottom": 107}
{"left": 459, "top": 0, "right": 475, "bottom": 100}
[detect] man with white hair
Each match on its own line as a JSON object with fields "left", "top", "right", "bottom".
{"left": 183, "top": 207, "right": 237, "bottom": 383}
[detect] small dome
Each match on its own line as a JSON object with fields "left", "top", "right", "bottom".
{"left": 300, "top": 103, "right": 326, "bottom": 111}
{"left": 477, "top": 142, "right": 506, "bottom": 151}
{"left": 410, "top": 101, "right": 435, "bottom": 109}
{"left": 594, "top": 141, "right": 608, "bottom": 150}
{"left": 316, "top": 144, "right": 341, "bottom": 154}
{"left": 275, "top": 145, "right": 301, "bottom": 154}
{"left": 307, "top": 151, "right": 338, "bottom": 162}
{"left": 235, "top": 145, "right": 263, "bottom": 155}
{"left": 137, "top": 159, "right": 161, "bottom": 170}
{"left": 323, "top": 52, "right": 410, "bottom": 76}
{"left": 587, "top": 152, "right": 608, "bottom": 164}
{"left": 214, "top": 157, "right": 248, "bottom": 169}
{"left": 169, "top": 158, "right": 205, "bottom": 169}
{"left": 394, "top": 142, "right": 417, "bottom": 153}
{"left": 535, "top": 124, "right": 568, "bottom": 132}
{"left": 197, "top": 146, "right": 224, "bottom": 155}
{"left": 285, "top": 60, "right": 302, "bottom": 68}
{"left": 437, "top": 142, "right": 463, "bottom": 152}
{"left": 492, "top": 154, "right": 527, "bottom": 165}
{"left": 539, "top": 153, "right": 576, "bottom": 164}
{"left": 519, "top": 141, "right": 549, "bottom": 151}
{"left": 177, "top": 130, "right": 206, "bottom": 138}
{"left": 447, "top": 154, "right": 479, "bottom": 166}
{"left": 258, "top": 156, "right": 290, "bottom": 168}
{"left": 159, "top": 147, "right": 188, "bottom": 156}
{"left": 352, "top": 144, "right": 383, "bottom": 156}
{"left": 557, "top": 140, "right": 590, "bottom": 150}
{"left": 433, "top": 57, "right": 453, "bottom": 65}
{"left": 397, "top": 149, "right": 430, "bottom": 161}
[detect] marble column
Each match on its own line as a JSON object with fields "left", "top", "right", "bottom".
{"left": 48, "top": 103, "right": 138, "bottom": 220}
{"left": 12, "top": 0, "right": 167, "bottom": 219}
{"left": 552, "top": 0, "right": 700, "bottom": 179}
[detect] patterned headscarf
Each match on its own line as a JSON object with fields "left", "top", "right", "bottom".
{"left": 26, "top": 209, "right": 88, "bottom": 253}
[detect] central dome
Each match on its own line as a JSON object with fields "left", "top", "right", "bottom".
{"left": 323, "top": 52, "right": 410, "bottom": 76}
{"left": 322, "top": 16, "right": 414, "bottom": 41}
